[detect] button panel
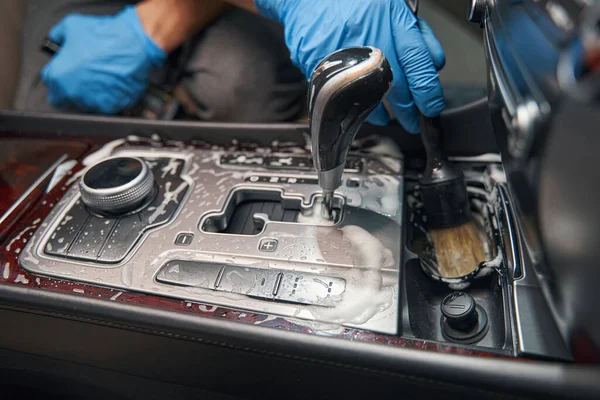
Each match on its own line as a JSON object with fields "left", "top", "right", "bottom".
{"left": 156, "top": 260, "right": 346, "bottom": 307}
{"left": 221, "top": 153, "right": 363, "bottom": 173}
{"left": 68, "top": 216, "right": 116, "bottom": 261}
{"left": 245, "top": 176, "right": 319, "bottom": 185}
{"left": 43, "top": 157, "right": 189, "bottom": 263}
{"left": 44, "top": 199, "right": 90, "bottom": 257}
{"left": 97, "top": 214, "right": 144, "bottom": 263}
{"left": 258, "top": 238, "right": 278, "bottom": 252}
{"left": 174, "top": 233, "right": 194, "bottom": 246}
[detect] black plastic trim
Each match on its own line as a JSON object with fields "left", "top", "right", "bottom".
{"left": 0, "top": 284, "right": 598, "bottom": 399}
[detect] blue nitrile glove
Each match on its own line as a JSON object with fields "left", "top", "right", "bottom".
{"left": 255, "top": 0, "right": 445, "bottom": 133}
{"left": 41, "top": 6, "right": 167, "bottom": 114}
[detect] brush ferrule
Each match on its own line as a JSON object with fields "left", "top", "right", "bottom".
{"left": 420, "top": 175, "right": 470, "bottom": 229}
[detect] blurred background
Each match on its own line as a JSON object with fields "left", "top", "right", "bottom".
{"left": 0, "top": 0, "right": 486, "bottom": 114}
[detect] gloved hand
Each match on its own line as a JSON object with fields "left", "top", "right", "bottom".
{"left": 255, "top": 0, "right": 445, "bottom": 133}
{"left": 41, "top": 6, "right": 167, "bottom": 114}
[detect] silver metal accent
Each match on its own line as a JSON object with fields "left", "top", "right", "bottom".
{"left": 317, "top": 164, "right": 345, "bottom": 193}
{"left": 468, "top": 0, "right": 487, "bottom": 25}
{"left": 322, "top": 191, "right": 334, "bottom": 220}
{"left": 200, "top": 187, "right": 344, "bottom": 234}
{"left": 20, "top": 144, "right": 404, "bottom": 335}
{"left": 79, "top": 156, "right": 154, "bottom": 215}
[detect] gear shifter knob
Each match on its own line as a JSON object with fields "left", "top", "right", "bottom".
{"left": 308, "top": 47, "right": 393, "bottom": 217}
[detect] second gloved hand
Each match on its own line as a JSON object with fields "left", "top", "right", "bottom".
{"left": 255, "top": 0, "right": 446, "bottom": 133}
{"left": 41, "top": 6, "right": 167, "bottom": 114}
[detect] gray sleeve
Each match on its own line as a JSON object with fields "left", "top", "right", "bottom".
{"left": 0, "top": 0, "right": 26, "bottom": 109}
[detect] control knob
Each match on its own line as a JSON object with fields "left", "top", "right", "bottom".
{"left": 80, "top": 157, "right": 155, "bottom": 215}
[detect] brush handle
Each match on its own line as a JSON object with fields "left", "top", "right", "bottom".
{"left": 419, "top": 116, "right": 463, "bottom": 184}
{"left": 419, "top": 115, "right": 470, "bottom": 229}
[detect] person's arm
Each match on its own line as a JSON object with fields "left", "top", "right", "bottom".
{"left": 137, "top": 0, "right": 231, "bottom": 53}
{"left": 218, "top": 0, "right": 445, "bottom": 133}
{"left": 41, "top": 0, "right": 231, "bottom": 113}
{"left": 219, "top": 0, "right": 257, "bottom": 13}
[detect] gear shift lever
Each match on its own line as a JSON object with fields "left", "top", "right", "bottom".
{"left": 308, "top": 47, "right": 393, "bottom": 219}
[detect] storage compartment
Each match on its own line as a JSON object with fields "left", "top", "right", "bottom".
{"left": 401, "top": 161, "right": 513, "bottom": 351}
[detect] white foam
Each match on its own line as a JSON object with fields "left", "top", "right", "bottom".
{"left": 306, "top": 225, "right": 395, "bottom": 327}
{"left": 82, "top": 138, "right": 127, "bottom": 166}
{"left": 362, "top": 175, "right": 402, "bottom": 217}
{"left": 14, "top": 274, "right": 29, "bottom": 284}
{"left": 110, "top": 291, "right": 123, "bottom": 301}
{"left": 6, "top": 225, "right": 36, "bottom": 251}
{"left": 160, "top": 158, "right": 181, "bottom": 178}
{"left": 47, "top": 160, "right": 78, "bottom": 192}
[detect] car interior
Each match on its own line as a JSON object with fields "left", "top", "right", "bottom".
{"left": 0, "top": 0, "right": 599, "bottom": 399}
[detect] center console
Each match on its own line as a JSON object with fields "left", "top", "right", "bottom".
{"left": 20, "top": 142, "right": 404, "bottom": 334}
{"left": 2, "top": 127, "right": 562, "bottom": 362}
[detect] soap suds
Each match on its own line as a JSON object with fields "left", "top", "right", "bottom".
{"left": 305, "top": 225, "right": 395, "bottom": 327}
{"left": 14, "top": 274, "right": 30, "bottom": 284}
{"left": 360, "top": 175, "right": 402, "bottom": 217}
{"left": 82, "top": 139, "right": 127, "bottom": 166}
{"left": 110, "top": 291, "right": 123, "bottom": 301}
{"left": 6, "top": 225, "right": 37, "bottom": 251}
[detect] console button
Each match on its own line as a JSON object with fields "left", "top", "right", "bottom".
{"left": 97, "top": 214, "right": 143, "bottom": 263}
{"left": 258, "top": 238, "right": 278, "bottom": 252}
{"left": 274, "top": 273, "right": 346, "bottom": 306}
{"left": 215, "top": 265, "right": 262, "bottom": 294}
{"left": 174, "top": 233, "right": 194, "bottom": 246}
{"left": 68, "top": 215, "right": 116, "bottom": 261}
{"left": 45, "top": 199, "right": 91, "bottom": 257}
{"left": 214, "top": 265, "right": 282, "bottom": 300}
{"left": 156, "top": 260, "right": 222, "bottom": 289}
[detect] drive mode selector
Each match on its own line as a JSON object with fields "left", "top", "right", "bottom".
{"left": 80, "top": 157, "right": 155, "bottom": 215}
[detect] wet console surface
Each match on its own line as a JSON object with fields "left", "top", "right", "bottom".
{"left": 19, "top": 142, "right": 404, "bottom": 334}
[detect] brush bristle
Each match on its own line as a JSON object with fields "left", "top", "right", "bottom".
{"left": 429, "top": 221, "right": 486, "bottom": 278}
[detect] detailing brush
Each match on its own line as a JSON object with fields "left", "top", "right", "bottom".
{"left": 419, "top": 115, "right": 486, "bottom": 278}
